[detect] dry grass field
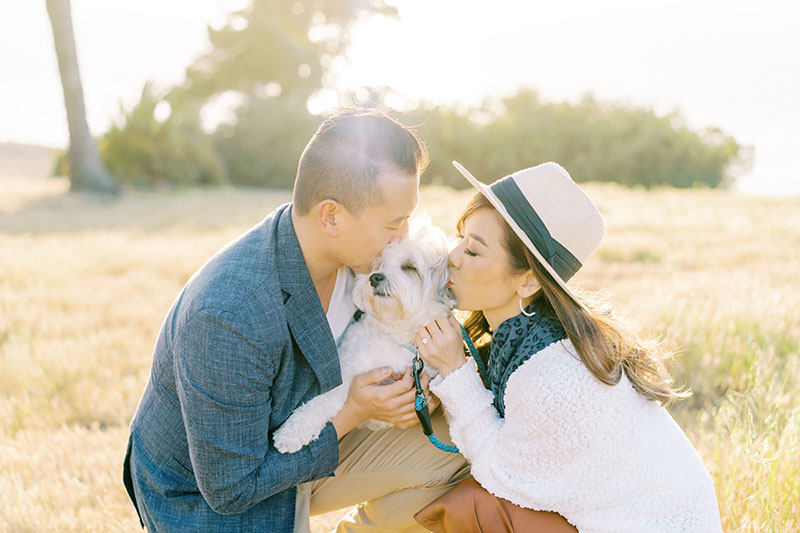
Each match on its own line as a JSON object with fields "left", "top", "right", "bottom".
{"left": 1, "top": 171, "right": 798, "bottom": 531}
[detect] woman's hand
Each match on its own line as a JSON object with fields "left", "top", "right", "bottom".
{"left": 416, "top": 315, "right": 468, "bottom": 377}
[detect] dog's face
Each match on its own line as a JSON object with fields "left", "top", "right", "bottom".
{"left": 353, "top": 216, "right": 456, "bottom": 335}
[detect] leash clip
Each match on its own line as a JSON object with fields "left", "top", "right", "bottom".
{"left": 411, "top": 353, "right": 434, "bottom": 436}
{"left": 412, "top": 354, "right": 425, "bottom": 396}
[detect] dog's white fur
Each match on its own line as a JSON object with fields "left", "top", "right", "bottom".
{"left": 273, "top": 216, "right": 455, "bottom": 453}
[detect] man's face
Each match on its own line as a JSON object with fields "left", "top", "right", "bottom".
{"left": 335, "top": 169, "right": 420, "bottom": 274}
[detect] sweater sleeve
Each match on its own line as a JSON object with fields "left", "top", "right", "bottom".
{"left": 430, "top": 340, "right": 594, "bottom": 512}
{"left": 429, "top": 359, "right": 502, "bottom": 460}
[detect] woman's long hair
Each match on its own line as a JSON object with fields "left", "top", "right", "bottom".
{"left": 458, "top": 193, "right": 687, "bottom": 406}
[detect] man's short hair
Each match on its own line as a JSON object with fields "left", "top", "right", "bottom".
{"left": 293, "top": 107, "right": 428, "bottom": 216}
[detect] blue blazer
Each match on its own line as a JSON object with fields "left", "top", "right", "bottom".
{"left": 127, "top": 204, "right": 342, "bottom": 531}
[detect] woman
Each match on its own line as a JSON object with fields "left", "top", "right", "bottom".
{"left": 412, "top": 162, "right": 721, "bottom": 532}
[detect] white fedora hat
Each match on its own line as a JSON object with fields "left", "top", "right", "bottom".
{"left": 452, "top": 160, "right": 605, "bottom": 310}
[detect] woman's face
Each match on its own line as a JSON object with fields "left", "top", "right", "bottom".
{"left": 448, "top": 208, "right": 529, "bottom": 322}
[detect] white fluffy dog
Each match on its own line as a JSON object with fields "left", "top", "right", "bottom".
{"left": 273, "top": 216, "right": 455, "bottom": 454}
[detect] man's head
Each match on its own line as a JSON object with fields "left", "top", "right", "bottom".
{"left": 293, "top": 108, "right": 428, "bottom": 273}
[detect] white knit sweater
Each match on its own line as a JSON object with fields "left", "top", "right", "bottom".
{"left": 430, "top": 339, "right": 722, "bottom": 532}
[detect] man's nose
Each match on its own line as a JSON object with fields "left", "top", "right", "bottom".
{"left": 369, "top": 273, "right": 385, "bottom": 287}
{"left": 389, "top": 219, "right": 410, "bottom": 243}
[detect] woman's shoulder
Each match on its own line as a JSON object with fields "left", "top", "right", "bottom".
{"left": 511, "top": 338, "right": 586, "bottom": 382}
{"left": 504, "top": 339, "right": 594, "bottom": 403}
{"left": 505, "top": 337, "right": 658, "bottom": 417}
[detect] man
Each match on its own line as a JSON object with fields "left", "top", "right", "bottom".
{"left": 124, "top": 108, "right": 469, "bottom": 532}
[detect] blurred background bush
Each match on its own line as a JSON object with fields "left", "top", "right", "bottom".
{"left": 51, "top": 0, "right": 749, "bottom": 190}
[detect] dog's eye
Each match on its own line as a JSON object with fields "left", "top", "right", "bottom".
{"left": 401, "top": 263, "right": 417, "bottom": 273}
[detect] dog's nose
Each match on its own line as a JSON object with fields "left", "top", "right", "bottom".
{"left": 369, "top": 273, "right": 385, "bottom": 287}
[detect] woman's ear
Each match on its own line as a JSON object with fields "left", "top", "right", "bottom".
{"left": 516, "top": 270, "right": 540, "bottom": 299}
{"left": 316, "top": 200, "right": 340, "bottom": 237}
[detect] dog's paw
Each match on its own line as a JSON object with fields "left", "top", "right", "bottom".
{"left": 272, "top": 425, "right": 307, "bottom": 454}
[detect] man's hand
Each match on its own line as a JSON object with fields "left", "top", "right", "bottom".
{"left": 332, "top": 366, "right": 439, "bottom": 438}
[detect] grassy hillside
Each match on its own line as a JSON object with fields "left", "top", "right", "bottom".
{"left": 1, "top": 173, "right": 798, "bottom": 531}
{"left": 0, "top": 143, "right": 58, "bottom": 178}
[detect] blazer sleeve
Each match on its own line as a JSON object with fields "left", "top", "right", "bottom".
{"left": 172, "top": 309, "right": 339, "bottom": 515}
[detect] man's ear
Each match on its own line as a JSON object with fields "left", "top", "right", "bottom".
{"left": 516, "top": 270, "right": 541, "bottom": 299}
{"left": 316, "top": 200, "right": 341, "bottom": 237}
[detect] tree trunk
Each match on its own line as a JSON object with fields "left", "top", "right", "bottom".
{"left": 45, "top": 0, "right": 119, "bottom": 194}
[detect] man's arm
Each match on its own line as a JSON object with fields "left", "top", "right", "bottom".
{"left": 173, "top": 309, "right": 339, "bottom": 515}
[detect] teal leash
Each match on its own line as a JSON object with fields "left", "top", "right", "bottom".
{"left": 410, "top": 353, "right": 460, "bottom": 453}
{"left": 460, "top": 324, "right": 489, "bottom": 383}
{"left": 406, "top": 325, "right": 485, "bottom": 454}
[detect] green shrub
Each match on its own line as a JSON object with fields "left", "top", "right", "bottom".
{"left": 98, "top": 84, "right": 226, "bottom": 188}
{"left": 403, "top": 90, "right": 747, "bottom": 190}
{"left": 214, "top": 98, "right": 317, "bottom": 187}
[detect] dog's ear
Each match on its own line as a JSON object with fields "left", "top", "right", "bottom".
{"left": 408, "top": 213, "right": 432, "bottom": 243}
{"left": 411, "top": 215, "right": 449, "bottom": 257}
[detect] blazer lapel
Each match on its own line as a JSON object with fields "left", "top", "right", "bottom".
{"left": 275, "top": 206, "right": 342, "bottom": 393}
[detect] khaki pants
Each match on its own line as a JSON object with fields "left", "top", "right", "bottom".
{"left": 294, "top": 406, "right": 470, "bottom": 532}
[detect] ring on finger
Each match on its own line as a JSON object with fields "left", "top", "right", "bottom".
{"left": 422, "top": 336, "right": 429, "bottom": 345}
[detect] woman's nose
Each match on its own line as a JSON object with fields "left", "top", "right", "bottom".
{"left": 448, "top": 247, "right": 460, "bottom": 268}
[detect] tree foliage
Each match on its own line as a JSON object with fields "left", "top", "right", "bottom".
{"left": 80, "top": 0, "right": 397, "bottom": 188}
{"left": 97, "top": 84, "right": 226, "bottom": 187}
{"left": 173, "top": 0, "right": 396, "bottom": 107}
{"left": 214, "top": 98, "right": 317, "bottom": 187}
{"left": 408, "top": 90, "right": 748, "bottom": 189}
{"left": 87, "top": 1, "right": 748, "bottom": 190}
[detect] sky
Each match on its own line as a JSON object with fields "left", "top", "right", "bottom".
{"left": 1, "top": 0, "right": 798, "bottom": 195}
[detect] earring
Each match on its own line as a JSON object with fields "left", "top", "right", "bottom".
{"left": 519, "top": 298, "right": 535, "bottom": 317}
